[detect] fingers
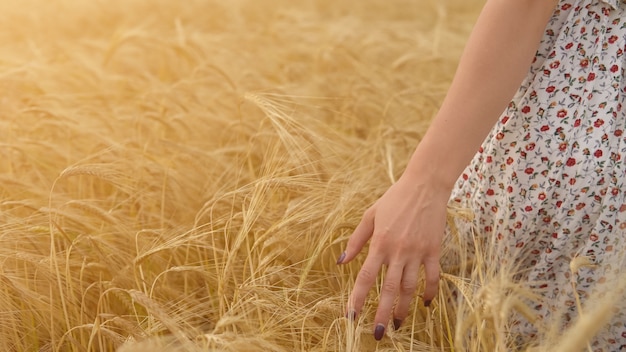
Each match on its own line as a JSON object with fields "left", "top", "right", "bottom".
{"left": 422, "top": 256, "right": 441, "bottom": 306}
{"left": 347, "top": 253, "right": 382, "bottom": 319}
{"left": 338, "top": 207, "right": 375, "bottom": 264}
{"left": 372, "top": 263, "right": 403, "bottom": 340}
{"left": 346, "top": 256, "right": 441, "bottom": 341}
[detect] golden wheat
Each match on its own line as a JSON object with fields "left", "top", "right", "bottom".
{"left": 0, "top": 0, "right": 623, "bottom": 351}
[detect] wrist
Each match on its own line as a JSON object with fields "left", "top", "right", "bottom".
{"left": 401, "top": 139, "right": 467, "bottom": 195}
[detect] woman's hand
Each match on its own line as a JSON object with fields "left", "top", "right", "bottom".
{"left": 336, "top": 0, "right": 558, "bottom": 341}
{"left": 337, "top": 173, "right": 449, "bottom": 340}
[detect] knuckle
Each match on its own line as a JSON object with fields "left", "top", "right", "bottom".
{"left": 426, "top": 274, "right": 440, "bottom": 287}
{"left": 357, "top": 268, "right": 377, "bottom": 283}
{"left": 381, "top": 281, "right": 398, "bottom": 293}
{"left": 370, "top": 229, "right": 392, "bottom": 247}
{"left": 363, "top": 206, "right": 376, "bottom": 220}
{"left": 400, "top": 281, "right": 418, "bottom": 294}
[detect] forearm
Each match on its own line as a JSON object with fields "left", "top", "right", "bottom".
{"left": 404, "top": 0, "right": 558, "bottom": 190}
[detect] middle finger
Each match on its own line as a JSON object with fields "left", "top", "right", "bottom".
{"left": 372, "top": 262, "right": 404, "bottom": 340}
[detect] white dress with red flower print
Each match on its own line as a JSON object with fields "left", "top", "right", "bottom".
{"left": 449, "top": 0, "right": 626, "bottom": 349}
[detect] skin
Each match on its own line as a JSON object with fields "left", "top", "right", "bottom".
{"left": 338, "top": 0, "right": 560, "bottom": 340}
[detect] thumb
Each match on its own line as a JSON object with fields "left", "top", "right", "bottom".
{"left": 338, "top": 207, "right": 375, "bottom": 264}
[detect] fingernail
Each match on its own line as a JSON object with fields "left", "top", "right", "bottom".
{"left": 345, "top": 310, "right": 356, "bottom": 321}
{"left": 424, "top": 300, "right": 432, "bottom": 307}
{"left": 393, "top": 318, "right": 402, "bottom": 331}
{"left": 374, "top": 324, "right": 385, "bottom": 341}
{"left": 336, "top": 252, "right": 346, "bottom": 264}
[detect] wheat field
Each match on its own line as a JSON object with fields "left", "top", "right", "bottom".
{"left": 1, "top": 0, "right": 623, "bottom": 351}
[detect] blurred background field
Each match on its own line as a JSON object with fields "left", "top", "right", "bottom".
{"left": 0, "top": 0, "right": 577, "bottom": 351}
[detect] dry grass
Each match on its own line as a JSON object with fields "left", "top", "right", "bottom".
{"left": 0, "top": 0, "right": 623, "bottom": 351}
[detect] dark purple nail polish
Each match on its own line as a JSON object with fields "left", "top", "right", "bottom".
{"left": 345, "top": 310, "right": 356, "bottom": 321}
{"left": 424, "top": 300, "right": 432, "bottom": 307}
{"left": 393, "top": 318, "right": 402, "bottom": 330}
{"left": 374, "top": 324, "right": 385, "bottom": 341}
{"left": 336, "top": 252, "right": 346, "bottom": 264}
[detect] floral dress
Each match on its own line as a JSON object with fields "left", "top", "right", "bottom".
{"left": 450, "top": 0, "right": 626, "bottom": 349}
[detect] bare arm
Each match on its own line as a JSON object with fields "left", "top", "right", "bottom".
{"left": 408, "top": 0, "right": 559, "bottom": 189}
{"left": 339, "top": 0, "right": 559, "bottom": 340}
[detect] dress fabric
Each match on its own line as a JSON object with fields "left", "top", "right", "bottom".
{"left": 449, "top": 0, "right": 626, "bottom": 349}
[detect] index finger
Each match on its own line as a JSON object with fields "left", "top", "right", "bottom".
{"left": 347, "top": 254, "right": 383, "bottom": 319}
